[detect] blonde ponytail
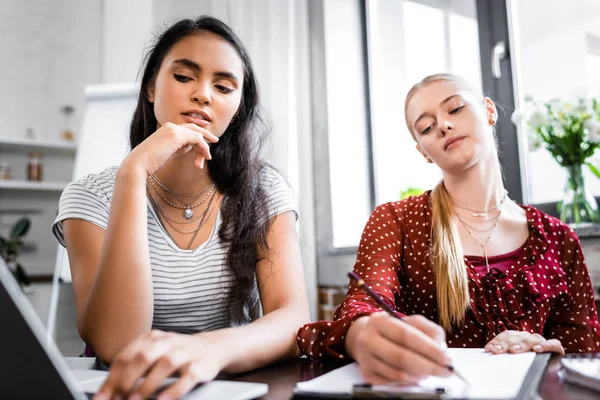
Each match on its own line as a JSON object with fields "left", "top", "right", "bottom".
{"left": 431, "top": 181, "right": 469, "bottom": 331}
{"left": 405, "top": 73, "right": 483, "bottom": 331}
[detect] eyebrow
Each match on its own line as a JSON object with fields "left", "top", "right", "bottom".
{"left": 412, "top": 94, "right": 462, "bottom": 130}
{"left": 172, "top": 58, "right": 241, "bottom": 83}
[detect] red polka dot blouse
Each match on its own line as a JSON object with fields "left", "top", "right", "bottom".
{"left": 298, "top": 192, "right": 600, "bottom": 360}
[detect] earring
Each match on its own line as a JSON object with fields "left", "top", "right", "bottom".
{"left": 426, "top": 158, "right": 433, "bottom": 164}
{"left": 489, "top": 117, "right": 496, "bottom": 125}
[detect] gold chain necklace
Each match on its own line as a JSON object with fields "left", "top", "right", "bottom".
{"left": 147, "top": 185, "right": 215, "bottom": 235}
{"left": 147, "top": 175, "right": 215, "bottom": 220}
{"left": 456, "top": 198, "right": 507, "bottom": 273}
{"left": 454, "top": 190, "right": 508, "bottom": 217}
{"left": 147, "top": 184, "right": 205, "bottom": 225}
{"left": 457, "top": 212, "right": 501, "bottom": 233}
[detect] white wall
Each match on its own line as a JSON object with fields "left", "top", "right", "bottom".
{"left": 103, "top": 0, "right": 153, "bottom": 84}
{"left": 0, "top": 0, "right": 103, "bottom": 276}
{"left": 0, "top": 0, "right": 102, "bottom": 142}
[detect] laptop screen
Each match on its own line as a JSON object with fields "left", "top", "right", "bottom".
{"left": 0, "top": 261, "right": 85, "bottom": 399}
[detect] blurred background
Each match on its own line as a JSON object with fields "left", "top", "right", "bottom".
{"left": 1, "top": 0, "right": 600, "bottom": 356}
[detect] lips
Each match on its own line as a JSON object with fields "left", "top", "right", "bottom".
{"left": 182, "top": 110, "right": 212, "bottom": 127}
{"left": 444, "top": 136, "right": 466, "bottom": 151}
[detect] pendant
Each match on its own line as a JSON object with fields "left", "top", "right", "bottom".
{"left": 183, "top": 207, "right": 194, "bottom": 220}
{"left": 472, "top": 212, "right": 487, "bottom": 217}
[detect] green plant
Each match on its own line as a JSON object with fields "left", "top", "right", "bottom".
{"left": 400, "top": 187, "right": 425, "bottom": 200}
{"left": 512, "top": 97, "right": 600, "bottom": 172}
{"left": 512, "top": 97, "right": 600, "bottom": 224}
{"left": 0, "top": 217, "right": 32, "bottom": 288}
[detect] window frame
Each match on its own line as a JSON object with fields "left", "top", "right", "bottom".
{"left": 310, "top": 0, "right": 519, "bottom": 285}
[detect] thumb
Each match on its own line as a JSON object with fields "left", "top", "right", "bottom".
{"left": 534, "top": 339, "right": 564, "bottom": 355}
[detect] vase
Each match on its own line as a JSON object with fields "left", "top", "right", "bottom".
{"left": 559, "top": 164, "right": 600, "bottom": 226}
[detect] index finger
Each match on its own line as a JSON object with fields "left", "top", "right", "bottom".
{"left": 180, "top": 123, "right": 219, "bottom": 143}
{"left": 404, "top": 314, "right": 446, "bottom": 344}
{"left": 376, "top": 314, "right": 451, "bottom": 367}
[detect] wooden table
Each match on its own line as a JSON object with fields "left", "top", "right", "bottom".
{"left": 66, "top": 355, "right": 600, "bottom": 399}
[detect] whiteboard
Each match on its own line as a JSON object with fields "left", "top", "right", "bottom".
{"left": 55, "top": 83, "right": 138, "bottom": 282}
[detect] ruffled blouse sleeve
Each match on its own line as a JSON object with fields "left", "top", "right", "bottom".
{"left": 543, "top": 228, "right": 600, "bottom": 353}
{"left": 297, "top": 202, "right": 405, "bottom": 360}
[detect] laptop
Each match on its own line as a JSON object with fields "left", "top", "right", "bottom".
{"left": 0, "top": 260, "right": 268, "bottom": 399}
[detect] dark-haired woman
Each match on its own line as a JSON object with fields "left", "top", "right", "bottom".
{"left": 52, "top": 16, "right": 309, "bottom": 399}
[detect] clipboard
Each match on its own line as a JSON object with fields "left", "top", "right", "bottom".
{"left": 293, "top": 352, "right": 551, "bottom": 400}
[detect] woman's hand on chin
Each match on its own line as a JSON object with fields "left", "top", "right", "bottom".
{"left": 94, "top": 329, "right": 230, "bottom": 400}
{"left": 123, "top": 122, "right": 219, "bottom": 178}
{"left": 484, "top": 330, "right": 564, "bottom": 355}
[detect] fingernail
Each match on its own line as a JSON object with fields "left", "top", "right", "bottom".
{"left": 129, "top": 394, "right": 143, "bottom": 400}
{"left": 93, "top": 394, "right": 108, "bottom": 400}
{"left": 533, "top": 345, "right": 542, "bottom": 351}
{"left": 494, "top": 344, "right": 503, "bottom": 350}
{"left": 200, "top": 159, "right": 205, "bottom": 169}
{"left": 511, "top": 344, "right": 521, "bottom": 351}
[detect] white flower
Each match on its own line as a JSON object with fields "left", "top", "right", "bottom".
{"left": 585, "top": 119, "right": 600, "bottom": 143}
{"left": 551, "top": 121, "right": 566, "bottom": 138}
{"left": 527, "top": 130, "right": 542, "bottom": 151}
{"left": 574, "top": 99, "right": 593, "bottom": 114}
{"left": 511, "top": 101, "right": 537, "bottom": 126}
{"left": 510, "top": 109, "right": 524, "bottom": 125}
{"left": 529, "top": 110, "right": 549, "bottom": 128}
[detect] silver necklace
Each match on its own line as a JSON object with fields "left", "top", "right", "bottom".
{"left": 147, "top": 184, "right": 205, "bottom": 225}
{"left": 147, "top": 186, "right": 217, "bottom": 249}
{"left": 454, "top": 190, "right": 508, "bottom": 217}
{"left": 148, "top": 175, "right": 214, "bottom": 220}
{"left": 456, "top": 198, "right": 507, "bottom": 273}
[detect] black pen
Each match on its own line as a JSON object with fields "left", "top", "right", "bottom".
{"left": 347, "top": 271, "right": 469, "bottom": 386}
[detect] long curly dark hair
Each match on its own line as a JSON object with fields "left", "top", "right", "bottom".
{"left": 129, "top": 16, "right": 271, "bottom": 325}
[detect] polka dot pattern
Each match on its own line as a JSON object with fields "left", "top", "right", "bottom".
{"left": 297, "top": 192, "right": 600, "bottom": 361}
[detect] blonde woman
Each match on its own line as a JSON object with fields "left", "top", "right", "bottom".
{"left": 298, "top": 73, "right": 600, "bottom": 384}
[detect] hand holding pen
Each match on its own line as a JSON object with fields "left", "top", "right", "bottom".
{"left": 344, "top": 271, "right": 469, "bottom": 387}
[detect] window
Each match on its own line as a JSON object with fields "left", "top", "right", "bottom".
{"left": 323, "top": 0, "right": 373, "bottom": 248}
{"left": 513, "top": 1, "right": 600, "bottom": 204}
{"left": 315, "top": 0, "right": 482, "bottom": 252}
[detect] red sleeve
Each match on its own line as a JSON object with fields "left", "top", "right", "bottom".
{"left": 544, "top": 229, "right": 600, "bottom": 353}
{"left": 297, "top": 203, "right": 404, "bottom": 361}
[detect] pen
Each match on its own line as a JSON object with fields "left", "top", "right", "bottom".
{"left": 347, "top": 271, "right": 469, "bottom": 386}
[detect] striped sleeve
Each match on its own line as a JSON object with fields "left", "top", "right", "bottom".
{"left": 51, "top": 168, "right": 115, "bottom": 247}
{"left": 261, "top": 166, "right": 298, "bottom": 223}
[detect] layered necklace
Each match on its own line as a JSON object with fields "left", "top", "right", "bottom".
{"left": 146, "top": 175, "right": 218, "bottom": 250}
{"left": 148, "top": 174, "right": 214, "bottom": 220}
{"left": 454, "top": 191, "right": 508, "bottom": 272}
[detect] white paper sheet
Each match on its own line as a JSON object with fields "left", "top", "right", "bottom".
{"left": 296, "top": 348, "right": 537, "bottom": 399}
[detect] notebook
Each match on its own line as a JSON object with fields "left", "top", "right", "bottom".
{"left": 560, "top": 355, "right": 600, "bottom": 393}
{"left": 294, "top": 349, "right": 551, "bottom": 399}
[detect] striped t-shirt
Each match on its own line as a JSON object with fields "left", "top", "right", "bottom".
{"left": 52, "top": 165, "right": 297, "bottom": 334}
